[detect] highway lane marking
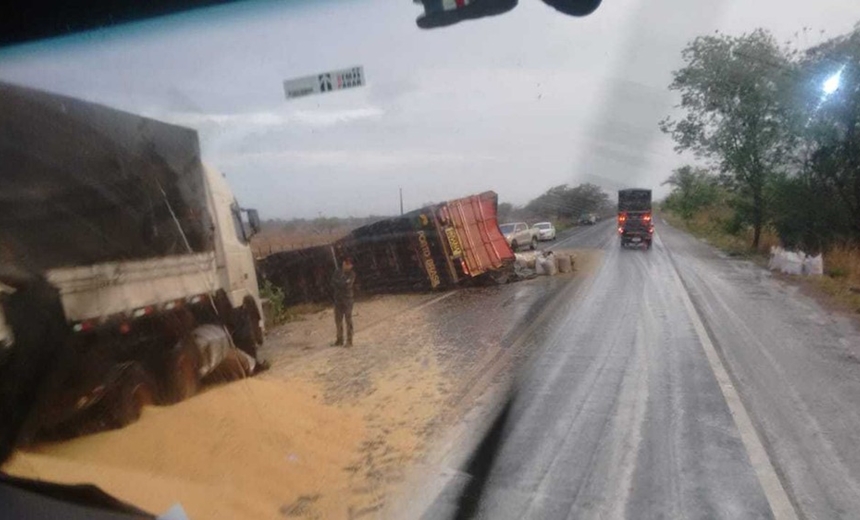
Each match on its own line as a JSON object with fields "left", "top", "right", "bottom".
{"left": 661, "top": 234, "right": 799, "bottom": 520}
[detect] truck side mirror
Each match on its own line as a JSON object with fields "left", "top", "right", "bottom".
{"left": 247, "top": 209, "right": 261, "bottom": 236}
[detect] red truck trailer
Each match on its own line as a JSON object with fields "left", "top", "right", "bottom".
{"left": 258, "top": 191, "right": 515, "bottom": 302}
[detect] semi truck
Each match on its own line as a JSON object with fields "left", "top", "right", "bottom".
{"left": 618, "top": 188, "right": 653, "bottom": 249}
{"left": 259, "top": 192, "right": 515, "bottom": 303}
{"left": 0, "top": 82, "right": 265, "bottom": 440}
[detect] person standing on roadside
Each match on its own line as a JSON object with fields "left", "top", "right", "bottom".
{"left": 331, "top": 257, "right": 356, "bottom": 347}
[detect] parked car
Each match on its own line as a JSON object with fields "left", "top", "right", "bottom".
{"left": 532, "top": 222, "right": 557, "bottom": 241}
{"left": 499, "top": 222, "right": 538, "bottom": 251}
{"left": 579, "top": 213, "right": 597, "bottom": 225}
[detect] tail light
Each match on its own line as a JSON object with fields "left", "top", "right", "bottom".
{"left": 643, "top": 213, "right": 652, "bottom": 222}
{"left": 618, "top": 212, "right": 627, "bottom": 223}
{"left": 164, "top": 299, "right": 184, "bottom": 310}
{"left": 649, "top": 226, "right": 654, "bottom": 234}
{"left": 72, "top": 320, "right": 96, "bottom": 333}
{"left": 132, "top": 305, "right": 154, "bottom": 318}
{"left": 618, "top": 227, "right": 624, "bottom": 234}
{"left": 189, "top": 294, "right": 207, "bottom": 304}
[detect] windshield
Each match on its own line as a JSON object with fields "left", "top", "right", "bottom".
{"left": 3, "top": 1, "right": 860, "bottom": 520}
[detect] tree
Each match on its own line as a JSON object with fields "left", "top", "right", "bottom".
{"left": 565, "top": 183, "right": 611, "bottom": 218}
{"left": 661, "top": 165, "right": 719, "bottom": 220}
{"left": 312, "top": 216, "right": 340, "bottom": 235}
{"left": 497, "top": 202, "right": 514, "bottom": 222}
{"left": 525, "top": 184, "right": 569, "bottom": 217}
{"left": 661, "top": 29, "right": 795, "bottom": 248}
{"left": 796, "top": 26, "right": 860, "bottom": 241}
{"left": 524, "top": 183, "right": 610, "bottom": 221}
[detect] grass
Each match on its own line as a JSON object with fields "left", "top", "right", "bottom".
{"left": 813, "top": 245, "right": 860, "bottom": 313}
{"left": 663, "top": 208, "right": 860, "bottom": 314}
{"left": 260, "top": 299, "right": 328, "bottom": 328}
{"left": 660, "top": 207, "right": 779, "bottom": 259}
{"left": 260, "top": 279, "right": 327, "bottom": 326}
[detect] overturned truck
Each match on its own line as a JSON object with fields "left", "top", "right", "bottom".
{"left": 259, "top": 192, "right": 515, "bottom": 304}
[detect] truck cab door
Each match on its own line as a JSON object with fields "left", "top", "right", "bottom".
{"left": 203, "top": 165, "right": 261, "bottom": 310}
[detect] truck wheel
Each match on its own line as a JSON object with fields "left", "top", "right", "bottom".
{"left": 511, "top": 240, "right": 519, "bottom": 251}
{"left": 233, "top": 299, "right": 262, "bottom": 359}
{"left": 167, "top": 340, "right": 201, "bottom": 403}
{"left": 203, "top": 348, "right": 249, "bottom": 385}
{"left": 530, "top": 237, "right": 538, "bottom": 250}
{"left": 646, "top": 240, "right": 653, "bottom": 250}
{"left": 112, "top": 363, "right": 157, "bottom": 427}
{"left": 246, "top": 299, "right": 264, "bottom": 346}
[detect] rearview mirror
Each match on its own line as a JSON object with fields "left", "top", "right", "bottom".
{"left": 414, "top": 0, "right": 601, "bottom": 29}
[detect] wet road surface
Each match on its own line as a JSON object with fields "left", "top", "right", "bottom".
{"left": 419, "top": 219, "right": 860, "bottom": 520}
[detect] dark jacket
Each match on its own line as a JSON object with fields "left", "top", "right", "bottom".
{"left": 331, "top": 268, "right": 356, "bottom": 303}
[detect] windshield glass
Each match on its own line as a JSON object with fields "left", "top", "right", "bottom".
{"left": 2, "top": 1, "right": 860, "bottom": 520}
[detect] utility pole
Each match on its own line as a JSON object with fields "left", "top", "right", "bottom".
{"left": 399, "top": 187, "right": 404, "bottom": 216}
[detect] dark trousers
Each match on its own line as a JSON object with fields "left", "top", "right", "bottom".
{"left": 335, "top": 299, "right": 354, "bottom": 344}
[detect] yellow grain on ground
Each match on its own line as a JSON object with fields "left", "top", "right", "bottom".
{"left": 5, "top": 378, "right": 365, "bottom": 519}
{"left": 3, "top": 355, "right": 448, "bottom": 519}
{"left": 3, "top": 251, "right": 599, "bottom": 519}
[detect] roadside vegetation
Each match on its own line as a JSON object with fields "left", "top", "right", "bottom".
{"left": 661, "top": 24, "right": 860, "bottom": 312}
{"left": 260, "top": 279, "right": 327, "bottom": 326}
{"left": 499, "top": 183, "right": 615, "bottom": 227}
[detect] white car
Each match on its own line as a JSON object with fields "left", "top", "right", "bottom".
{"left": 533, "top": 222, "right": 557, "bottom": 241}
{"left": 500, "top": 222, "right": 538, "bottom": 251}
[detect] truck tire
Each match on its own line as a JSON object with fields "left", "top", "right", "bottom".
{"left": 111, "top": 363, "right": 157, "bottom": 428}
{"left": 530, "top": 237, "right": 538, "bottom": 250}
{"left": 246, "top": 299, "right": 264, "bottom": 346}
{"left": 646, "top": 240, "right": 653, "bottom": 250}
{"left": 202, "top": 348, "right": 249, "bottom": 385}
{"left": 511, "top": 240, "right": 519, "bottom": 251}
{"left": 167, "top": 340, "right": 201, "bottom": 404}
{"left": 233, "top": 299, "right": 262, "bottom": 359}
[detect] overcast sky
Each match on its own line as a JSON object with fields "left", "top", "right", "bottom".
{"left": 1, "top": 0, "right": 858, "bottom": 218}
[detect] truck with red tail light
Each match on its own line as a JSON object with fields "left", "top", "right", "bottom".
{"left": 0, "top": 82, "right": 265, "bottom": 440}
{"left": 617, "top": 189, "right": 653, "bottom": 249}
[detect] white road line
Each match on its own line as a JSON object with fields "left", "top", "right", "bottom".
{"left": 661, "top": 234, "right": 798, "bottom": 520}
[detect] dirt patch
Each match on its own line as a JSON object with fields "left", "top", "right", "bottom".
{"left": 2, "top": 250, "right": 602, "bottom": 519}
{"left": 3, "top": 293, "right": 450, "bottom": 519}
{"left": 773, "top": 272, "right": 860, "bottom": 319}
{"left": 260, "top": 293, "right": 442, "bottom": 370}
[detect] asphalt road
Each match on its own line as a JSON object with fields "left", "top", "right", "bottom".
{"left": 420, "top": 218, "right": 860, "bottom": 520}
